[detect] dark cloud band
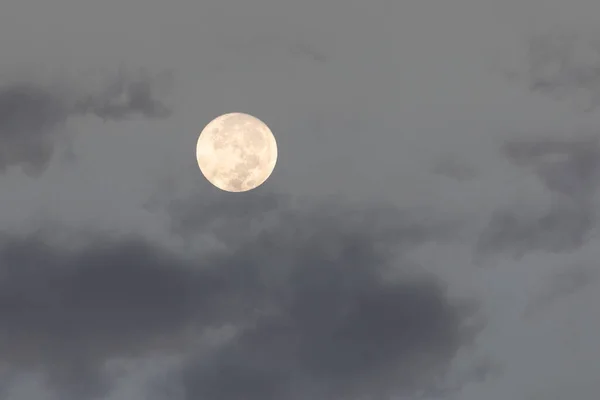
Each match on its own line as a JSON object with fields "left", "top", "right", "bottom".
{"left": 0, "top": 193, "right": 478, "bottom": 399}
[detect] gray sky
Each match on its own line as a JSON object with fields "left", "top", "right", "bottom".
{"left": 1, "top": 0, "right": 599, "bottom": 399}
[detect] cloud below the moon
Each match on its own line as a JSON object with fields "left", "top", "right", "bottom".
{"left": 0, "top": 69, "right": 172, "bottom": 176}
{"left": 0, "top": 191, "right": 479, "bottom": 400}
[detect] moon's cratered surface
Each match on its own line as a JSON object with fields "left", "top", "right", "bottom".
{"left": 196, "top": 112, "right": 278, "bottom": 192}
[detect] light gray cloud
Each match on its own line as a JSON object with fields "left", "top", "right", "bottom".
{"left": 0, "top": 193, "right": 479, "bottom": 400}
{"left": 525, "top": 262, "right": 597, "bottom": 318}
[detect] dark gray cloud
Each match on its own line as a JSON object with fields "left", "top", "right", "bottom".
{"left": 502, "top": 136, "right": 600, "bottom": 199}
{"left": 0, "top": 193, "right": 478, "bottom": 399}
{"left": 0, "top": 82, "right": 68, "bottom": 175}
{"left": 475, "top": 136, "right": 600, "bottom": 259}
{"left": 181, "top": 277, "right": 473, "bottom": 400}
{"left": 0, "top": 225, "right": 260, "bottom": 400}
{"left": 475, "top": 204, "right": 592, "bottom": 258}
{"left": 0, "top": 68, "right": 172, "bottom": 175}
{"left": 0, "top": 231, "right": 218, "bottom": 398}
{"left": 521, "top": 29, "right": 600, "bottom": 111}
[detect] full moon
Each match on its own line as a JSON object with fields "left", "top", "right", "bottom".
{"left": 196, "top": 112, "right": 278, "bottom": 192}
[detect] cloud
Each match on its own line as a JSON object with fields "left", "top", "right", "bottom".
{"left": 0, "top": 231, "right": 213, "bottom": 398}
{"left": 73, "top": 68, "right": 173, "bottom": 122}
{"left": 517, "top": 28, "right": 600, "bottom": 111}
{"left": 0, "top": 68, "right": 172, "bottom": 176}
{"left": 0, "top": 82, "right": 69, "bottom": 175}
{"left": 502, "top": 136, "right": 600, "bottom": 199}
{"left": 0, "top": 193, "right": 478, "bottom": 399}
{"left": 525, "top": 262, "right": 597, "bottom": 318}
{"left": 475, "top": 135, "right": 600, "bottom": 259}
{"left": 475, "top": 204, "right": 593, "bottom": 259}
{"left": 161, "top": 192, "right": 478, "bottom": 400}
{"left": 181, "top": 275, "right": 473, "bottom": 400}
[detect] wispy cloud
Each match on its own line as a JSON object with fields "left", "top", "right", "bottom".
{"left": 0, "top": 68, "right": 172, "bottom": 176}
{"left": 475, "top": 135, "right": 600, "bottom": 259}
{"left": 521, "top": 28, "right": 600, "bottom": 111}
{"left": 73, "top": 68, "right": 173, "bottom": 121}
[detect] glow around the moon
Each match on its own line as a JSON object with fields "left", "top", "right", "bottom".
{"left": 196, "top": 112, "right": 278, "bottom": 192}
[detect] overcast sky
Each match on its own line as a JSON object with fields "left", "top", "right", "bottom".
{"left": 1, "top": 0, "right": 600, "bottom": 399}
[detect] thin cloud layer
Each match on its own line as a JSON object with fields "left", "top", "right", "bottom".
{"left": 73, "top": 68, "right": 173, "bottom": 121}
{"left": 0, "top": 69, "right": 172, "bottom": 175}
{"left": 0, "top": 193, "right": 478, "bottom": 399}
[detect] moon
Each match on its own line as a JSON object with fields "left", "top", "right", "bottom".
{"left": 196, "top": 112, "right": 278, "bottom": 192}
